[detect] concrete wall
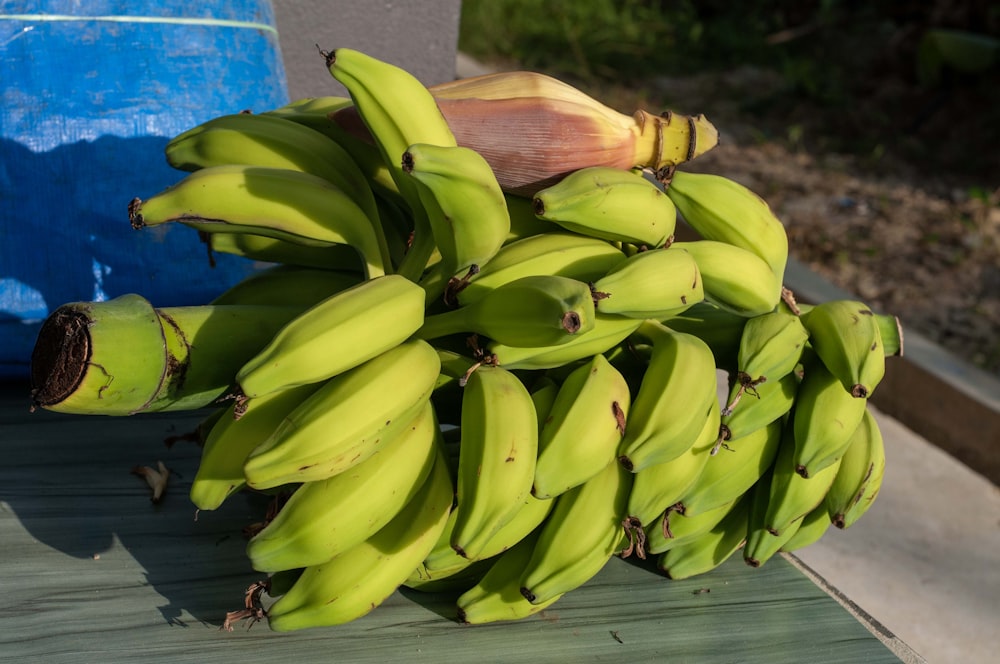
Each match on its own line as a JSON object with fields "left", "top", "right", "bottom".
{"left": 271, "top": 1, "right": 464, "bottom": 101}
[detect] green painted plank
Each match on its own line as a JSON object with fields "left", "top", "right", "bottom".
{"left": 1, "top": 385, "right": 901, "bottom": 663}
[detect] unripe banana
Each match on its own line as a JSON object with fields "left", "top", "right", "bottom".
{"left": 401, "top": 142, "right": 510, "bottom": 284}
{"left": 645, "top": 496, "right": 741, "bottom": 555}
{"left": 660, "top": 301, "right": 747, "bottom": 372}
{"left": 456, "top": 528, "right": 562, "bottom": 625}
{"left": 489, "top": 314, "right": 643, "bottom": 371}
{"left": 729, "top": 305, "right": 809, "bottom": 407}
{"left": 657, "top": 494, "right": 750, "bottom": 580}
{"left": 801, "top": 299, "right": 886, "bottom": 398}
{"left": 190, "top": 382, "right": 324, "bottom": 511}
{"left": 624, "top": 396, "right": 721, "bottom": 541}
{"left": 417, "top": 275, "right": 596, "bottom": 347}
{"left": 719, "top": 371, "right": 799, "bottom": 444}
{"left": 519, "top": 458, "right": 632, "bottom": 605}
{"left": 824, "top": 408, "right": 885, "bottom": 529}
{"left": 590, "top": 245, "right": 704, "bottom": 319}
{"left": 764, "top": 421, "right": 844, "bottom": 536}
{"left": 744, "top": 468, "right": 801, "bottom": 568}
{"left": 30, "top": 295, "right": 303, "bottom": 416}
{"left": 779, "top": 503, "right": 833, "bottom": 553}
{"left": 668, "top": 240, "right": 782, "bottom": 316}
{"left": 265, "top": 444, "right": 454, "bottom": 631}
{"left": 203, "top": 231, "right": 367, "bottom": 272}
{"left": 532, "top": 167, "right": 676, "bottom": 247}
{"left": 532, "top": 353, "right": 632, "bottom": 499}
{"left": 128, "top": 164, "right": 388, "bottom": 279}
{"left": 235, "top": 274, "right": 426, "bottom": 400}
{"left": 242, "top": 338, "right": 440, "bottom": 489}
{"left": 791, "top": 354, "right": 869, "bottom": 478}
{"left": 504, "top": 192, "right": 565, "bottom": 241}
{"left": 323, "top": 47, "right": 458, "bottom": 280}
{"left": 245, "top": 400, "right": 439, "bottom": 572}
{"left": 675, "top": 417, "right": 783, "bottom": 518}
{"left": 451, "top": 231, "right": 626, "bottom": 306}
{"left": 665, "top": 170, "right": 789, "bottom": 286}
{"left": 451, "top": 364, "right": 538, "bottom": 560}
{"left": 210, "top": 264, "right": 364, "bottom": 308}
{"left": 617, "top": 321, "right": 720, "bottom": 472}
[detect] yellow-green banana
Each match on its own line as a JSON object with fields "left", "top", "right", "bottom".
{"left": 719, "top": 371, "right": 799, "bottom": 444}
{"left": 235, "top": 274, "right": 425, "bottom": 399}
{"left": 764, "top": 421, "right": 844, "bottom": 536}
{"left": 532, "top": 166, "right": 676, "bottom": 247}
{"left": 824, "top": 408, "right": 885, "bottom": 529}
{"left": 129, "top": 164, "right": 388, "bottom": 279}
{"left": 264, "top": 445, "right": 454, "bottom": 631}
{"left": 450, "top": 364, "right": 538, "bottom": 560}
{"left": 791, "top": 354, "right": 869, "bottom": 478}
{"left": 519, "top": 458, "right": 632, "bottom": 605}
{"left": 661, "top": 301, "right": 748, "bottom": 371}
{"left": 456, "top": 528, "right": 562, "bottom": 625}
{"left": 190, "top": 382, "right": 324, "bottom": 511}
{"left": 590, "top": 245, "right": 704, "bottom": 319}
{"left": 668, "top": 240, "right": 782, "bottom": 316}
{"left": 489, "top": 314, "right": 643, "bottom": 371}
{"left": 246, "top": 400, "right": 439, "bottom": 572}
{"left": 780, "top": 503, "right": 833, "bottom": 553}
{"left": 417, "top": 275, "right": 596, "bottom": 347}
{"left": 242, "top": 338, "right": 440, "bottom": 489}
{"left": 665, "top": 170, "right": 788, "bottom": 286}
{"left": 727, "top": 305, "right": 809, "bottom": 412}
{"left": 616, "top": 321, "right": 720, "bottom": 472}
{"left": 30, "top": 294, "right": 302, "bottom": 416}
{"left": 532, "top": 353, "right": 632, "bottom": 499}
{"left": 646, "top": 496, "right": 742, "bottom": 556}
{"left": 744, "top": 468, "right": 801, "bottom": 568}
{"left": 450, "top": 231, "right": 625, "bottom": 306}
{"left": 801, "top": 299, "right": 886, "bottom": 398}
{"left": 203, "top": 231, "right": 366, "bottom": 272}
{"left": 657, "top": 493, "right": 750, "bottom": 580}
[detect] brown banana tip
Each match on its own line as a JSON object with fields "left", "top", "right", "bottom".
{"left": 833, "top": 514, "right": 846, "bottom": 529}
{"left": 617, "top": 455, "right": 634, "bottom": 472}
{"left": 795, "top": 464, "right": 809, "bottom": 478}
{"left": 456, "top": 608, "right": 469, "bottom": 625}
{"left": 851, "top": 384, "right": 869, "bottom": 398}
{"left": 519, "top": 587, "right": 536, "bottom": 603}
{"left": 561, "top": 311, "right": 582, "bottom": 334}
{"left": 316, "top": 44, "right": 335, "bottom": 68}
{"left": 401, "top": 151, "right": 415, "bottom": 173}
{"left": 451, "top": 543, "right": 469, "bottom": 559}
{"left": 531, "top": 197, "right": 545, "bottom": 216}
{"left": 127, "top": 197, "right": 145, "bottom": 229}
{"left": 745, "top": 557, "right": 761, "bottom": 568}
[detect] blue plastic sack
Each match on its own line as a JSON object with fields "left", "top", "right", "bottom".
{"left": 0, "top": 0, "right": 290, "bottom": 376}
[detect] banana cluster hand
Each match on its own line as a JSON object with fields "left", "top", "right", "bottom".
{"left": 28, "top": 48, "right": 903, "bottom": 632}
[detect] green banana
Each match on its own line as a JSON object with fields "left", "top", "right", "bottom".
{"left": 657, "top": 493, "right": 750, "bottom": 580}
{"left": 489, "top": 313, "right": 643, "bottom": 371}
{"left": 417, "top": 275, "right": 596, "bottom": 347}
{"left": 532, "top": 166, "right": 676, "bottom": 247}
{"left": 209, "top": 264, "right": 364, "bottom": 308}
{"left": 801, "top": 299, "right": 886, "bottom": 398}
{"left": 190, "top": 382, "right": 324, "bottom": 511}
{"left": 519, "top": 458, "right": 632, "bottom": 605}
{"left": 824, "top": 407, "right": 886, "bottom": 529}
{"left": 450, "top": 364, "right": 538, "bottom": 560}
{"left": 646, "top": 496, "right": 742, "bottom": 555}
{"left": 203, "top": 231, "right": 366, "bottom": 272}
{"left": 665, "top": 170, "right": 789, "bottom": 285}
{"left": 242, "top": 338, "right": 440, "bottom": 489}
{"left": 456, "top": 528, "right": 562, "bottom": 625}
{"left": 246, "top": 400, "right": 439, "bottom": 572}
{"left": 660, "top": 301, "right": 747, "bottom": 371}
{"left": 727, "top": 305, "right": 809, "bottom": 412}
{"left": 532, "top": 353, "right": 632, "bottom": 499}
{"left": 265, "top": 444, "right": 454, "bottom": 631}
{"left": 624, "top": 396, "right": 721, "bottom": 536}
{"left": 719, "top": 371, "right": 799, "bottom": 444}
{"left": 764, "top": 420, "right": 844, "bottom": 536}
{"left": 616, "top": 321, "right": 720, "bottom": 472}
{"left": 675, "top": 417, "right": 783, "bottom": 518}
{"left": 323, "top": 47, "right": 458, "bottom": 281}
{"left": 668, "top": 240, "right": 782, "bottom": 316}
{"left": 235, "top": 274, "right": 426, "bottom": 400}
{"left": 791, "top": 354, "right": 869, "bottom": 478}
{"left": 744, "top": 468, "right": 801, "bottom": 568}
{"left": 450, "top": 231, "right": 625, "bottom": 306}
{"left": 29, "top": 294, "right": 303, "bottom": 416}
{"left": 589, "top": 245, "right": 704, "bottom": 319}
{"left": 129, "top": 164, "right": 388, "bottom": 279}
{"left": 779, "top": 503, "right": 833, "bottom": 553}
{"left": 504, "top": 192, "right": 565, "bottom": 241}
{"left": 401, "top": 142, "right": 510, "bottom": 286}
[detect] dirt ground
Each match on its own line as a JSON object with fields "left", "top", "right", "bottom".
{"left": 615, "top": 65, "right": 1000, "bottom": 377}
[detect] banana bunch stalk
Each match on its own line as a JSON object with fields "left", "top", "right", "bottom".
{"left": 28, "top": 48, "right": 905, "bottom": 632}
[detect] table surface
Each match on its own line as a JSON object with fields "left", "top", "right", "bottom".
{"left": 1, "top": 383, "right": 903, "bottom": 664}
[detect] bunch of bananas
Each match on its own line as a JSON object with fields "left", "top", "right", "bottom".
{"left": 28, "top": 48, "right": 903, "bottom": 631}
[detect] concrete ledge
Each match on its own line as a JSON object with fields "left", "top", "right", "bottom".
{"left": 785, "top": 257, "right": 1000, "bottom": 485}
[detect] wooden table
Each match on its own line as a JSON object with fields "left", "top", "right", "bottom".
{"left": 1, "top": 382, "right": 906, "bottom": 663}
